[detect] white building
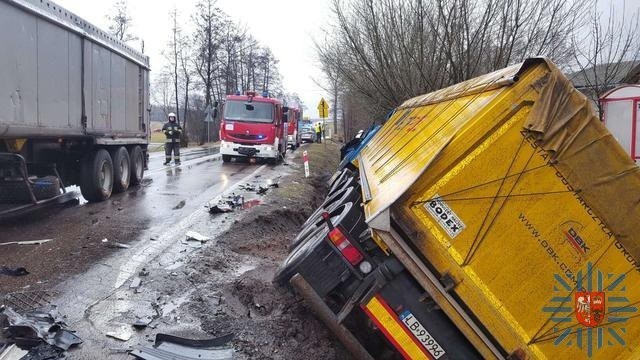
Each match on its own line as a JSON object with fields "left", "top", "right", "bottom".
{"left": 601, "top": 85, "right": 640, "bottom": 163}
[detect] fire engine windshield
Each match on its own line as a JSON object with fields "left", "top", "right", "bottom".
{"left": 223, "top": 100, "right": 274, "bottom": 123}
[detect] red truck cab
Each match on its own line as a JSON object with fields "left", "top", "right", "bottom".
{"left": 219, "top": 91, "right": 288, "bottom": 163}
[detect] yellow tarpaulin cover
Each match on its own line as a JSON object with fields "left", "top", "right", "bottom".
{"left": 527, "top": 60, "right": 640, "bottom": 260}
{"left": 360, "top": 58, "right": 640, "bottom": 359}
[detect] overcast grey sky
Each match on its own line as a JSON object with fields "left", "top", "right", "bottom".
{"left": 54, "top": 0, "right": 638, "bottom": 115}
{"left": 55, "top": 0, "right": 334, "bottom": 113}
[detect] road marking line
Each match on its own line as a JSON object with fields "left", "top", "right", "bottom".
{"left": 147, "top": 154, "right": 221, "bottom": 175}
{"left": 113, "top": 164, "right": 267, "bottom": 289}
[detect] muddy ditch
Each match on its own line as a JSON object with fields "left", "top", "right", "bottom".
{"left": 184, "top": 143, "right": 352, "bottom": 359}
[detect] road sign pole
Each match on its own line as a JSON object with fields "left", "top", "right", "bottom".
{"left": 317, "top": 97, "right": 330, "bottom": 150}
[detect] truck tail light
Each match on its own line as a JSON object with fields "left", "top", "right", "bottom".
{"left": 322, "top": 211, "right": 364, "bottom": 266}
{"left": 328, "top": 227, "right": 364, "bottom": 265}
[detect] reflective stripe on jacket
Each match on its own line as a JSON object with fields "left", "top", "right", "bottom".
{"left": 162, "top": 121, "right": 183, "bottom": 141}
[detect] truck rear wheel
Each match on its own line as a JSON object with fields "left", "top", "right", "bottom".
{"left": 129, "top": 146, "right": 145, "bottom": 186}
{"left": 222, "top": 155, "right": 232, "bottom": 163}
{"left": 80, "top": 149, "right": 113, "bottom": 202}
{"left": 110, "top": 147, "right": 130, "bottom": 193}
{"left": 276, "top": 202, "right": 367, "bottom": 288}
{"left": 292, "top": 186, "right": 362, "bottom": 249}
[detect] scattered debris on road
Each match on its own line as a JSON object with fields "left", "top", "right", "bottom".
{"left": 185, "top": 231, "right": 210, "bottom": 243}
{"left": 22, "top": 343, "right": 65, "bottom": 359}
{"left": 172, "top": 200, "right": 186, "bottom": 210}
{"left": 131, "top": 317, "right": 153, "bottom": 330}
{"left": 239, "top": 183, "right": 256, "bottom": 192}
{"left": 0, "top": 267, "right": 29, "bottom": 277}
{"left": 0, "top": 344, "right": 28, "bottom": 360}
{"left": 101, "top": 238, "right": 130, "bottom": 249}
{"left": 0, "top": 239, "right": 53, "bottom": 247}
{"left": 0, "top": 306, "right": 82, "bottom": 356}
{"left": 105, "top": 326, "right": 133, "bottom": 342}
{"left": 130, "top": 333, "right": 234, "bottom": 360}
{"left": 129, "top": 277, "right": 142, "bottom": 289}
{"left": 242, "top": 199, "right": 262, "bottom": 210}
{"left": 208, "top": 204, "right": 233, "bottom": 214}
{"left": 105, "top": 242, "right": 130, "bottom": 249}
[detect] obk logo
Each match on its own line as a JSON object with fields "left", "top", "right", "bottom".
{"left": 542, "top": 262, "right": 637, "bottom": 357}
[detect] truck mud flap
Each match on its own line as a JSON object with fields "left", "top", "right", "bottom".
{"left": 290, "top": 274, "right": 374, "bottom": 360}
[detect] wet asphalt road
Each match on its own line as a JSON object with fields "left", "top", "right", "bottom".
{"left": 0, "top": 145, "right": 260, "bottom": 294}
{"left": 0, "top": 144, "right": 325, "bottom": 359}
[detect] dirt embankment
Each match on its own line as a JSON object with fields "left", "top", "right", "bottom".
{"left": 185, "top": 142, "right": 352, "bottom": 360}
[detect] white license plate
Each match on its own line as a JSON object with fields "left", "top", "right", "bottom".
{"left": 225, "top": 123, "right": 234, "bottom": 131}
{"left": 399, "top": 310, "right": 445, "bottom": 359}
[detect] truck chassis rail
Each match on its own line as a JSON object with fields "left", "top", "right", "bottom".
{"left": 290, "top": 273, "right": 375, "bottom": 360}
{"left": 0, "top": 153, "right": 76, "bottom": 221}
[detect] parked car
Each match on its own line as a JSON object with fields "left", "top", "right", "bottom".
{"left": 299, "top": 124, "right": 316, "bottom": 143}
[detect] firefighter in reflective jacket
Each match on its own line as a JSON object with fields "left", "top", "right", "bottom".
{"left": 163, "top": 113, "right": 182, "bottom": 165}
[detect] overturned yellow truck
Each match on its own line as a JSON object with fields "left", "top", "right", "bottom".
{"left": 276, "top": 58, "right": 640, "bottom": 359}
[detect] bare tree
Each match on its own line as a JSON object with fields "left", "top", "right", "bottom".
{"left": 107, "top": 0, "right": 138, "bottom": 42}
{"left": 572, "top": 1, "right": 640, "bottom": 119}
{"left": 154, "top": 0, "right": 284, "bottom": 143}
{"left": 192, "top": 0, "right": 224, "bottom": 143}
{"left": 318, "top": 0, "right": 588, "bottom": 124}
{"left": 180, "top": 42, "right": 193, "bottom": 133}
{"left": 168, "top": 8, "right": 180, "bottom": 126}
{"left": 193, "top": 0, "right": 223, "bottom": 108}
{"left": 151, "top": 68, "right": 174, "bottom": 119}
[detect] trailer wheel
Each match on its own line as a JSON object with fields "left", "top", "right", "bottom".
{"left": 80, "top": 149, "right": 113, "bottom": 202}
{"left": 222, "top": 155, "right": 232, "bottom": 163}
{"left": 276, "top": 202, "right": 366, "bottom": 287}
{"left": 291, "top": 186, "right": 362, "bottom": 250}
{"left": 275, "top": 227, "right": 330, "bottom": 287}
{"left": 129, "top": 146, "right": 145, "bottom": 186}
{"left": 303, "top": 185, "right": 362, "bottom": 228}
{"left": 329, "top": 168, "right": 355, "bottom": 192}
{"left": 110, "top": 147, "right": 130, "bottom": 193}
{"left": 329, "top": 169, "right": 358, "bottom": 196}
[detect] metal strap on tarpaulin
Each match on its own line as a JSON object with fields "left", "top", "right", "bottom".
{"left": 361, "top": 60, "right": 529, "bottom": 227}
{"left": 524, "top": 58, "right": 640, "bottom": 262}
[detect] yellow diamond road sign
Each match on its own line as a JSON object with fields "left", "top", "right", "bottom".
{"left": 317, "top": 98, "right": 329, "bottom": 118}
